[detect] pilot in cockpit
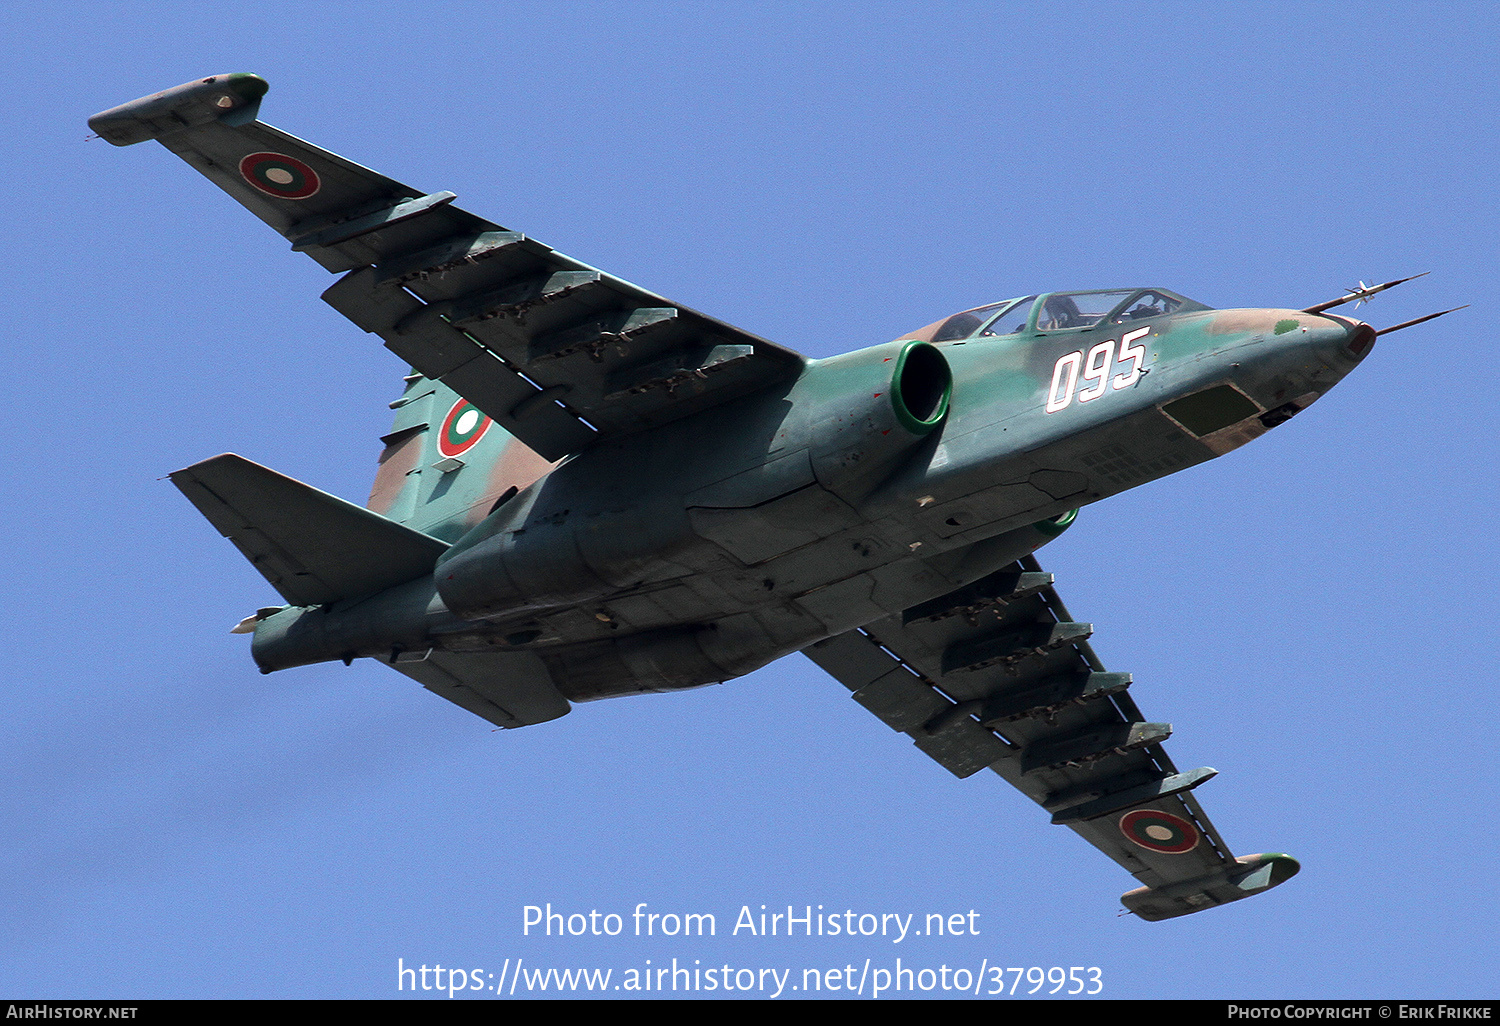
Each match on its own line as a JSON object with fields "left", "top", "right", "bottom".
{"left": 1038, "top": 295, "right": 1085, "bottom": 330}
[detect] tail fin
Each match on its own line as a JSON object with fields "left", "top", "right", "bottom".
{"left": 176, "top": 452, "right": 574, "bottom": 729}
{"left": 368, "top": 372, "right": 556, "bottom": 543}
{"left": 171, "top": 454, "right": 448, "bottom": 606}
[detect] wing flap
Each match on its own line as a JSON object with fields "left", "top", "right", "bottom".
{"left": 170, "top": 454, "right": 449, "bottom": 606}
{"left": 803, "top": 554, "right": 1298, "bottom": 919}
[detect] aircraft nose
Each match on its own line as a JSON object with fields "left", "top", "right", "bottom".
{"left": 1230, "top": 312, "right": 1377, "bottom": 414}
{"left": 1283, "top": 313, "right": 1376, "bottom": 375}
{"left": 1308, "top": 315, "right": 1374, "bottom": 366}
{"left": 1322, "top": 313, "right": 1377, "bottom": 362}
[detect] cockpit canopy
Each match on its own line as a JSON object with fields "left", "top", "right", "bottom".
{"left": 898, "top": 288, "right": 1211, "bottom": 344}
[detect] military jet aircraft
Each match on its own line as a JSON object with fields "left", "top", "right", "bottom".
{"left": 91, "top": 74, "right": 1459, "bottom": 922}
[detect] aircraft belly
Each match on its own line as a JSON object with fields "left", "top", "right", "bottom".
{"left": 682, "top": 447, "right": 815, "bottom": 509}
{"left": 913, "top": 481, "right": 1059, "bottom": 540}
{"left": 506, "top": 504, "right": 1072, "bottom": 698}
{"left": 437, "top": 490, "right": 709, "bottom": 619}
{"left": 687, "top": 482, "right": 864, "bottom": 566}
{"left": 594, "top": 583, "right": 719, "bottom": 628}
{"left": 1026, "top": 407, "right": 1213, "bottom": 504}
{"left": 574, "top": 501, "right": 706, "bottom": 588}
{"left": 536, "top": 604, "right": 826, "bottom": 701}
{"left": 788, "top": 518, "right": 1071, "bottom": 637}
{"left": 540, "top": 628, "right": 729, "bottom": 699}
{"left": 424, "top": 375, "right": 1227, "bottom": 696}
{"left": 911, "top": 388, "right": 1214, "bottom": 518}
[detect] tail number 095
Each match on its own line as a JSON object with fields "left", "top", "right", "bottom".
{"left": 1045, "top": 326, "right": 1150, "bottom": 414}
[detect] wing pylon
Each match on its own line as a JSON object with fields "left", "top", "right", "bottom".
{"left": 803, "top": 554, "right": 1300, "bottom": 920}
{"left": 92, "top": 74, "right": 804, "bottom": 461}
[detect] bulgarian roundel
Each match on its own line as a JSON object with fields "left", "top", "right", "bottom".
{"left": 239, "top": 152, "right": 321, "bottom": 199}
{"left": 437, "top": 399, "right": 492, "bottom": 458}
{"left": 1119, "top": 809, "right": 1200, "bottom": 854}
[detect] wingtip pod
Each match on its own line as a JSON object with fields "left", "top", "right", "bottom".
{"left": 88, "top": 73, "right": 268, "bottom": 146}
{"left": 1121, "top": 852, "right": 1301, "bottom": 922}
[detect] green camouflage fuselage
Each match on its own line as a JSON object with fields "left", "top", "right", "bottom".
{"left": 92, "top": 72, "right": 1425, "bottom": 919}
{"left": 253, "top": 296, "right": 1372, "bottom": 702}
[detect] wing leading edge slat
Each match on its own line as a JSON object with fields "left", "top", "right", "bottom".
{"left": 802, "top": 555, "right": 1300, "bottom": 921}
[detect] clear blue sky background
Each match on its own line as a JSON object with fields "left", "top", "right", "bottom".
{"left": 3, "top": 0, "right": 1497, "bottom": 1000}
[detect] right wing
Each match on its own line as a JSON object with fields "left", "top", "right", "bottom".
{"left": 91, "top": 75, "right": 805, "bottom": 461}
{"left": 803, "top": 554, "right": 1299, "bottom": 921}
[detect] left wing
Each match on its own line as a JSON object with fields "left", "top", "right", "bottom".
{"left": 90, "top": 75, "right": 804, "bottom": 460}
{"left": 803, "top": 555, "right": 1299, "bottom": 921}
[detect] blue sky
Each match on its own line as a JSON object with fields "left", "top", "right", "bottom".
{"left": 3, "top": 0, "right": 1497, "bottom": 999}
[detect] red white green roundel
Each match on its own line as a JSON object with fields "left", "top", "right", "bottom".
{"left": 239, "top": 152, "right": 321, "bottom": 199}
{"left": 1119, "top": 809, "right": 1200, "bottom": 854}
{"left": 437, "top": 399, "right": 492, "bottom": 458}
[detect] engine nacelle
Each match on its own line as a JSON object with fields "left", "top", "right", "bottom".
{"left": 803, "top": 339, "right": 952, "bottom": 503}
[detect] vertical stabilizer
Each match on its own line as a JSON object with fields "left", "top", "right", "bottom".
{"left": 368, "top": 374, "right": 557, "bottom": 543}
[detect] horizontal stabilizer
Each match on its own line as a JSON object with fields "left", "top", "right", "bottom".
{"left": 386, "top": 649, "right": 571, "bottom": 730}
{"left": 170, "top": 454, "right": 448, "bottom": 606}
